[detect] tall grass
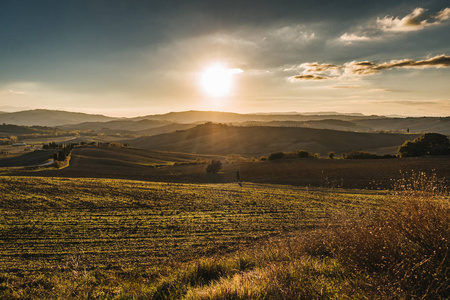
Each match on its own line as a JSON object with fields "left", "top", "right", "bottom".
{"left": 332, "top": 172, "right": 449, "bottom": 299}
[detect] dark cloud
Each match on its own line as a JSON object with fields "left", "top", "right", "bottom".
{"left": 289, "top": 74, "right": 330, "bottom": 81}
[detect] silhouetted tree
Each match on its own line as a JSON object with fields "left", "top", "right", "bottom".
{"left": 328, "top": 152, "right": 335, "bottom": 159}
{"left": 298, "top": 150, "right": 312, "bottom": 158}
{"left": 206, "top": 160, "right": 222, "bottom": 173}
{"left": 268, "top": 152, "right": 285, "bottom": 160}
{"left": 398, "top": 133, "right": 450, "bottom": 157}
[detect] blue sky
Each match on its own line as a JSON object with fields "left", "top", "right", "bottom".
{"left": 1, "top": 0, "right": 449, "bottom": 116}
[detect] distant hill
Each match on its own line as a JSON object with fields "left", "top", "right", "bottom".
{"left": 130, "top": 123, "right": 418, "bottom": 156}
{"left": 237, "top": 117, "right": 450, "bottom": 135}
{"left": 132, "top": 110, "right": 378, "bottom": 123}
{"left": 59, "top": 119, "right": 173, "bottom": 132}
{"left": 356, "top": 117, "right": 450, "bottom": 135}
{"left": 3, "top": 109, "right": 448, "bottom": 136}
{"left": 0, "top": 109, "right": 117, "bottom": 126}
{"left": 0, "top": 124, "right": 64, "bottom": 136}
{"left": 59, "top": 119, "right": 197, "bottom": 137}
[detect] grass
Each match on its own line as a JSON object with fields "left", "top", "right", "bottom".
{"left": 0, "top": 174, "right": 448, "bottom": 299}
{"left": 0, "top": 177, "right": 383, "bottom": 272}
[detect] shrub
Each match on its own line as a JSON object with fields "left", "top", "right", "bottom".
{"left": 328, "top": 152, "right": 335, "bottom": 159}
{"left": 268, "top": 152, "right": 285, "bottom": 160}
{"left": 298, "top": 150, "right": 312, "bottom": 158}
{"left": 206, "top": 160, "right": 222, "bottom": 173}
{"left": 331, "top": 174, "right": 449, "bottom": 299}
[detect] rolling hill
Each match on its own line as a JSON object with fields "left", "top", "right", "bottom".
{"left": 130, "top": 123, "right": 418, "bottom": 156}
{"left": 0, "top": 109, "right": 117, "bottom": 126}
{"left": 132, "top": 110, "right": 378, "bottom": 123}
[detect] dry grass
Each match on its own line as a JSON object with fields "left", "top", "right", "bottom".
{"left": 329, "top": 172, "right": 449, "bottom": 299}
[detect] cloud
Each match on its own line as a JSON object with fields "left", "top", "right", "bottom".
{"left": 288, "top": 74, "right": 330, "bottom": 81}
{"left": 289, "top": 54, "right": 450, "bottom": 80}
{"left": 332, "top": 85, "right": 362, "bottom": 89}
{"left": 339, "top": 33, "right": 371, "bottom": 41}
{"left": 340, "top": 7, "right": 450, "bottom": 42}
{"left": 8, "top": 89, "right": 25, "bottom": 95}
{"left": 380, "top": 99, "right": 450, "bottom": 107}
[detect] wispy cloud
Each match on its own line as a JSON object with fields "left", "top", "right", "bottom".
{"left": 288, "top": 54, "right": 450, "bottom": 81}
{"left": 339, "top": 33, "right": 371, "bottom": 42}
{"left": 288, "top": 74, "right": 329, "bottom": 81}
{"left": 340, "top": 7, "right": 450, "bottom": 42}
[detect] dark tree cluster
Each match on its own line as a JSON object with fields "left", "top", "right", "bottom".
{"left": 45, "top": 143, "right": 75, "bottom": 161}
{"left": 342, "top": 150, "right": 396, "bottom": 159}
{"left": 206, "top": 160, "right": 222, "bottom": 173}
{"left": 268, "top": 152, "right": 285, "bottom": 160}
{"left": 398, "top": 133, "right": 450, "bottom": 157}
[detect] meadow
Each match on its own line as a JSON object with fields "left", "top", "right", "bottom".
{"left": 0, "top": 176, "right": 390, "bottom": 299}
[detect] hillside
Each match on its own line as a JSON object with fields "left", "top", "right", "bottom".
{"left": 132, "top": 110, "right": 377, "bottom": 123}
{"left": 59, "top": 119, "right": 196, "bottom": 136}
{"left": 0, "top": 109, "right": 117, "bottom": 126}
{"left": 130, "top": 123, "right": 418, "bottom": 156}
{"left": 0, "top": 124, "right": 63, "bottom": 136}
{"left": 59, "top": 119, "right": 172, "bottom": 132}
{"left": 238, "top": 117, "right": 450, "bottom": 135}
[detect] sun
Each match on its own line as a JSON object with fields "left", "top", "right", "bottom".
{"left": 200, "top": 63, "right": 239, "bottom": 97}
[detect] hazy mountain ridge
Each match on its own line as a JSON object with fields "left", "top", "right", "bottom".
{"left": 0, "top": 109, "right": 118, "bottom": 126}
{"left": 132, "top": 110, "right": 381, "bottom": 123}
{"left": 1, "top": 109, "right": 448, "bottom": 137}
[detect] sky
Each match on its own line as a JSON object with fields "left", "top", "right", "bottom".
{"left": 0, "top": 0, "right": 449, "bottom": 117}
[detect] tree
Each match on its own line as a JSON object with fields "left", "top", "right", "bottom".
{"left": 206, "top": 160, "right": 222, "bottom": 173}
{"left": 328, "top": 152, "right": 335, "bottom": 159}
{"left": 398, "top": 133, "right": 450, "bottom": 157}
{"left": 298, "top": 150, "right": 312, "bottom": 158}
{"left": 268, "top": 152, "right": 285, "bottom": 160}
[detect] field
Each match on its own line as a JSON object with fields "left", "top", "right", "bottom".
{"left": 1, "top": 175, "right": 448, "bottom": 299}
{"left": 1, "top": 145, "right": 449, "bottom": 299}
{"left": 8, "top": 146, "right": 450, "bottom": 189}
{"left": 0, "top": 176, "right": 395, "bottom": 298}
{"left": 0, "top": 176, "right": 384, "bottom": 272}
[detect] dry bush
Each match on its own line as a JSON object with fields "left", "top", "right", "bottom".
{"left": 332, "top": 172, "right": 449, "bottom": 299}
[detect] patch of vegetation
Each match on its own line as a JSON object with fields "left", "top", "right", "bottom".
{"left": 297, "top": 149, "right": 312, "bottom": 158}
{"left": 342, "top": 150, "right": 396, "bottom": 159}
{"left": 268, "top": 152, "right": 285, "bottom": 160}
{"left": 398, "top": 133, "right": 450, "bottom": 157}
{"left": 0, "top": 136, "right": 18, "bottom": 145}
{"left": 206, "top": 160, "right": 222, "bottom": 173}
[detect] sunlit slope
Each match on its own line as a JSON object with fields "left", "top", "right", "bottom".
{"left": 130, "top": 123, "right": 418, "bottom": 155}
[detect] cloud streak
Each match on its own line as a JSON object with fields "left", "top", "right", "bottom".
{"left": 289, "top": 55, "right": 450, "bottom": 81}
{"left": 340, "top": 7, "right": 450, "bottom": 41}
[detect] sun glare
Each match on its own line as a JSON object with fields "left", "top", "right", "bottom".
{"left": 200, "top": 63, "right": 240, "bottom": 97}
